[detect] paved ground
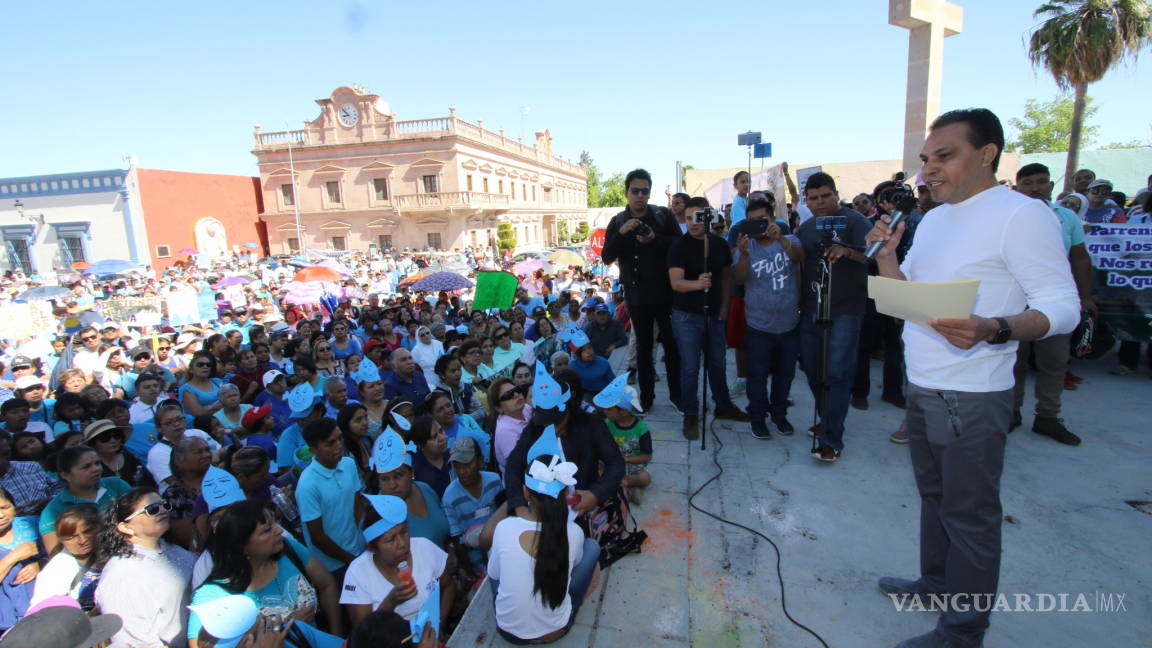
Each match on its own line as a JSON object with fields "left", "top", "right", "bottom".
{"left": 448, "top": 351, "right": 1151, "bottom": 648}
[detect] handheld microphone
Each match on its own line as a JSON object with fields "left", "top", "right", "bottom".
{"left": 864, "top": 193, "right": 919, "bottom": 260}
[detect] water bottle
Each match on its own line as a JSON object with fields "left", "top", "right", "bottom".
{"left": 271, "top": 485, "right": 298, "bottom": 523}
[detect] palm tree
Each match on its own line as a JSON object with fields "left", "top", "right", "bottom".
{"left": 1027, "top": 0, "right": 1152, "bottom": 190}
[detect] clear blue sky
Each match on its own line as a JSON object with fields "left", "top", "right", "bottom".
{"left": 2, "top": 0, "right": 1148, "bottom": 193}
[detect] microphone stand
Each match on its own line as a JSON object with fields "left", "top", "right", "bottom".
{"left": 811, "top": 253, "right": 833, "bottom": 455}
{"left": 701, "top": 227, "right": 710, "bottom": 451}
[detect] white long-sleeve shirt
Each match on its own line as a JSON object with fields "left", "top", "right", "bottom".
{"left": 900, "top": 185, "right": 1080, "bottom": 392}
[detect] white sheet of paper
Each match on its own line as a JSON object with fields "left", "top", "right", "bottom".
{"left": 867, "top": 276, "right": 980, "bottom": 329}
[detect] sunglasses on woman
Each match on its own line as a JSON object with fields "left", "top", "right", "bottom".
{"left": 123, "top": 499, "right": 173, "bottom": 522}
{"left": 498, "top": 388, "right": 521, "bottom": 403}
{"left": 96, "top": 430, "right": 125, "bottom": 443}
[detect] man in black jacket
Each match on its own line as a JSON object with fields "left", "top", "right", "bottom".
{"left": 601, "top": 169, "right": 683, "bottom": 413}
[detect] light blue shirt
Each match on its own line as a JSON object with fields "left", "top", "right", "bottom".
{"left": 296, "top": 456, "right": 364, "bottom": 570}
{"left": 1048, "top": 201, "right": 1086, "bottom": 252}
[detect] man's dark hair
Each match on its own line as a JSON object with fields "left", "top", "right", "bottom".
{"left": 1016, "top": 162, "right": 1050, "bottom": 181}
{"left": 624, "top": 169, "right": 652, "bottom": 192}
{"left": 804, "top": 172, "right": 838, "bottom": 196}
{"left": 303, "top": 417, "right": 339, "bottom": 448}
{"left": 746, "top": 198, "right": 773, "bottom": 216}
{"left": 685, "top": 196, "right": 710, "bottom": 210}
{"left": 672, "top": 192, "right": 690, "bottom": 203}
{"left": 930, "top": 108, "right": 1005, "bottom": 172}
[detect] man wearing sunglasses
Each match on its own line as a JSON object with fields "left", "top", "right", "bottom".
{"left": 71, "top": 326, "right": 105, "bottom": 383}
{"left": 601, "top": 168, "right": 683, "bottom": 414}
{"left": 1084, "top": 179, "right": 1125, "bottom": 223}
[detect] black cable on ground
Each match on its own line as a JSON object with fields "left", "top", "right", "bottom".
{"left": 687, "top": 419, "right": 831, "bottom": 648}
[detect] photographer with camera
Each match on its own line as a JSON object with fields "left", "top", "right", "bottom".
{"left": 667, "top": 198, "right": 750, "bottom": 440}
{"left": 795, "top": 172, "right": 872, "bottom": 463}
{"left": 602, "top": 169, "right": 683, "bottom": 414}
{"left": 732, "top": 198, "right": 804, "bottom": 439}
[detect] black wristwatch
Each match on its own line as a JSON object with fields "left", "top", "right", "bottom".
{"left": 988, "top": 317, "right": 1012, "bottom": 345}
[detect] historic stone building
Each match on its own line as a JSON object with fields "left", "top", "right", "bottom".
{"left": 252, "top": 86, "right": 588, "bottom": 254}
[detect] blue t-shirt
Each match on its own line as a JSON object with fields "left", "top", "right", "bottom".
{"left": 442, "top": 471, "right": 502, "bottom": 567}
{"left": 253, "top": 391, "right": 292, "bottom": 437}
{"left": 296, "top": 457, "right": 364, "bottom": 570}
{"left": 188, "top": 537, "right": 317, "bottom": 640}
{"left": 1084, "top": 206, "right": 1123, "bottom": 223}
{"left": 0, "top": 517, "right": 38, "bottom": 550}
{"left": 407, "top": 481, "right": 450, "bottom": 550}
{"left": 568, "top": 356, "right": 615, "bottom": 394}
{"left": 1048, "top": 202, "right": 1086, "bottom": 252}
{"left": 730, "top": 194, "right": 747, "bottom": 226}
{"left": 276, "top": 424, "right": 308, "bottom": 471}
{"left": 734, "top": 236, "right": 801, "bottom": 334}
{"left": 179, "top": 379, "right": 222, "bottom": 409}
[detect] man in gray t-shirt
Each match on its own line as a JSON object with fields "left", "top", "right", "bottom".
{"left": 733, "top": 199, "right": 805, "bottom": 438}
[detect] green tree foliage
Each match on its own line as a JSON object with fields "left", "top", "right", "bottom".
{"left": 571, "top": 222, "right": 590, "bottom": 243}
{"left": 496, "top": 222, "right": 516, "bottom": 253}
{"left": 557, "top": 220, "right": 570, "bottom": 245}
{"left": 1027, "top": 0, "right": 1152, "bottom": 189}
{"left": 579, "top": 152, "right": 627, "bottom": 207}
{"left": 1100, "top": 139, "right": 1150, "bottom": 149}
{"left": 1007, "top": 95, "right": 1099, "bottom": 152}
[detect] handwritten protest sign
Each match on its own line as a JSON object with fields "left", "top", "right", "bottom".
{"left": 101, "top": 296, "right": 163, "bottom": 327}
{"left": 1084, "top": 223, "right": 1152, "bottom": 342}
{"left": 0, "top": 302, "right": 56, "bottom": 340}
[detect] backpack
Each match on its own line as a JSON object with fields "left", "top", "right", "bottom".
{"left": 580, "top": 484, "right": 647, "bottom": 569}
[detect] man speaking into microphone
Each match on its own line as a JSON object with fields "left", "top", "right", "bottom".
{"left": 867, "top": 108, "right": 1079, "bottom": 648}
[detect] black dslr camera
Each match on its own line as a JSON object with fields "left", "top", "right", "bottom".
{"left": 688, "top": 207, "right": 719, "bottom": 226}
{"left": 878, "top": 183, "right": 919, "bottom": 214}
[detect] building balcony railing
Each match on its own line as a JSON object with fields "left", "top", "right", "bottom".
{"left": 254, "top": 116, "right": 583, "bottom": 176}
{"left": 393, "top": 192, "right": 511, "bottom": 209}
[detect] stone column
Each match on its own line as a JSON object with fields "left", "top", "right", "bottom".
{"left": 890, "top": 0, "right": 963, "bottom": 176}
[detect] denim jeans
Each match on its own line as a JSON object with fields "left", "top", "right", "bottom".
{"left": 671, "top": 309, "right": 732, "bottom": 417}
{"left": 745, "top": 325, "right": 800, "bottom": 422}
{"left": 490, "top": 537, "right": 601, "bottom": 644}
{"left": 799, "top": 313, "right": 862, "bottom": 451}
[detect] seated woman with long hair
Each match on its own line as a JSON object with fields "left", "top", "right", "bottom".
{"left": 488, "top": 446, "right": 600, "bottom": 644}
{"left": 39, "top": 445, "right": 131, "bottom": 554}
{"left": 188, "top": 499, "right": 343, "bottom": 645}
{"left": 340, "top": 494, "right": 454, "bottom": 629}
{"left": 95, "top": 487, "right": 198, "bottom": 648}
{"left": 0, "top": 486, "right": 38, "bottom": 631}
{"left": 29, "top": 503, "right": 105, "bottom": 611}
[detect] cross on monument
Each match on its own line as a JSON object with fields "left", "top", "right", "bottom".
{"left": 890, "top": 0, "right": 964, "bottom": 176}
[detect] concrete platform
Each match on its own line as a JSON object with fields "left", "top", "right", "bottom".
{"left": 448, "top": 353, "right": 1151, "bottom": 648}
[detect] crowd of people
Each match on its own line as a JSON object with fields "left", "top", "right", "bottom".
{"left": 0, "top": 108, "right": 1146, "bottom": 647}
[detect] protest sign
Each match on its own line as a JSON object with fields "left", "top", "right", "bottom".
{"left": 0, "top": 302, "right": 56, "bottom": 340}
{"left": 101, "top": 296, "right": 163, "bottom": 326}
{"left": 1084, "top": 223, "right": 1152, "bottom": 342}
{"left": 472, "top": 271, "right": 518, "bottom": 311}
{"left": 165, "top": 290, "right": 202, "bottom": 327}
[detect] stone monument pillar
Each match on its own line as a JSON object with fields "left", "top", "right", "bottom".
{"left": 889, "top": 0, "right": 964, "bottom": 176}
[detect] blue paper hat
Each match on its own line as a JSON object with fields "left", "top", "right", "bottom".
{"left": 352, "top": 361, "right": 381, "bottom": 384}
{"left": 524, "top": 447, "right": 578, "bottom": 498}
{"left": 201, "top": 465, "right": 245, "bottom": 512}
{"left": 592, "top": 373, "right": 638, "bottom": 411}
{"left": 565, "top": 328, "right": 590, "bottom": 350}
{"left": 455, "top": 324, "right": 469, "bottom": 334}
{"left": 288, "top": 382, "right": 321, "bottom": 418}
{"left": 527, "top": 424, "right": 560, "bottom": 464}
{"left": 531, "top": 361, "right": 569, "bottom": 411}
{"left": 188, "top": 595, "right": 259, "bottom": 648}
{"left": 371, "top": 428, "right": 417, "bottom": 473}
{"left": 410, "top": 580, "right": 441, "bottom": 639}
{"left": 362, "top": 494, "right": 408, "bottom": 543}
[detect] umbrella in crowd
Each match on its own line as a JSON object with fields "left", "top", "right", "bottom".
{"left": 512, "top": 259, "right": 544, "bottom": 276}
{"left": 179, "top": 248, "right": 199, "bottom": 255}
{"left": 18, "top": 285, "right": 71, "bottom": 302}
{"left": 242, "top": 242, "right": 260, "bottom": 249}
{"left": 84, "top": 259, "right": 143, "bottom": 276}
{"left": 410, "top": 272, "right": 473, "bottom": 293}
{"left": 548, "top": 249, "right": 586, "bottom": 268}
{"left": 282, "top": 282, "right": 325, "bottom": 305}
{"left": 293, "top": 266, "right": 344, "bottom": 283}
{"left": 317, "top": 258, "right": 353, "bottom": 276}
{"left": 70, "top": 261, "right": 89, "bottom": 270}
{"left": 398, "top": 272, "right": 430, "bottom": 287}
{"left": 213, "top": 276, "right": 252, "bottom": 288}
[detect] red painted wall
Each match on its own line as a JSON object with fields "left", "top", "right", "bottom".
{"left": 135, "top": 169, "right": 265, "bottom": 270}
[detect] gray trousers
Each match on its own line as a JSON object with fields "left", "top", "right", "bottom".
{"left": 1012, "top": 334, "right": 1069, "bottom": 418}
{"left": 907, "top": 383, "right": 1011, "bottom": 646}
